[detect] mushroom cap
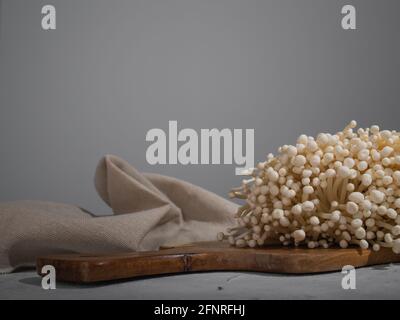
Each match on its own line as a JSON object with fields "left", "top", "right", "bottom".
{"left": 223, "top": 121, "right": 400, "bottom": 254}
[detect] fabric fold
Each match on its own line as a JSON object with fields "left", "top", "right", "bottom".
{"left": 0, "top": 155, "right": 237, "bottom": 272}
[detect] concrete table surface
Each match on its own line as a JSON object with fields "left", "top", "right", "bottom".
{"left": 1, "top": 264, "right": 400, "bottom": 300}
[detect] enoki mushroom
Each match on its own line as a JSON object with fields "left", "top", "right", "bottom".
{"left": 218, "top": 121, "right": 400, "bottom": 254}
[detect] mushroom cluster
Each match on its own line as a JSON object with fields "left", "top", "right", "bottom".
{"left": 218, "top": 121, "right": 400, "bottom": 254}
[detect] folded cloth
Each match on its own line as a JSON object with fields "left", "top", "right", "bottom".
{"left": 0, "top": 155, "right": 237, "bottom": 273}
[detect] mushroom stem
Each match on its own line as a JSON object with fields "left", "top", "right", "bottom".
{"left": 219, "top": 120, "right": 400, "bottom": 254}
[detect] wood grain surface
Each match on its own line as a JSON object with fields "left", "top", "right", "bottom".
{"left": 36, "top": 241, "right": 400, "bottom": 283}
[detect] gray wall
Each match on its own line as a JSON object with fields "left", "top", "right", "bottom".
{"left": 1, "top": 0, "right": 400, "bottom": 214}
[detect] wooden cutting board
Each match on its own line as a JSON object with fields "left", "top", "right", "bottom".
{"left": 36, "top": 241, "right": 400, "bottom": 283}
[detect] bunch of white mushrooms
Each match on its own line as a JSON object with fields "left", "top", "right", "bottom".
{"left": 218, "top": 121, "right": 400, "bottom": 254}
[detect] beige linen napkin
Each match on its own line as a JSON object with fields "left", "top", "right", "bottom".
{"left": 0, "top": 155, "right": 237, "bottom": 273}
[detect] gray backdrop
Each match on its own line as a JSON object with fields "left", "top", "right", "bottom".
{"left": 1, "top": 0, "right": 399, "bottom": 214}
